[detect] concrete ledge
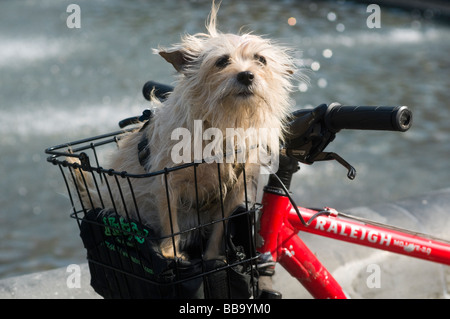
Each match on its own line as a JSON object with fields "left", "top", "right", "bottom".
{"left": 0, "top": 263, "right": 100, "bottom": 299}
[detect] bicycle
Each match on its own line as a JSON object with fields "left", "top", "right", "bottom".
{"left": 45, "top": 81, "right": 450, "bottom": 299}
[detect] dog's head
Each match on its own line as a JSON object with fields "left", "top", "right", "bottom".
{"left": 156, "top": 2, "right": 299, "bottom": 130}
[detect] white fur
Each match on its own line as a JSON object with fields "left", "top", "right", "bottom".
{"left": 71, "top": 1, "right": 299, "bottom": 260}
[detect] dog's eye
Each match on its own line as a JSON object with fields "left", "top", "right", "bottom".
{"left": 255, "top": 54, "right": 267, "bottom": 66}
{"left": 215, "top": 55, "right": 231, "bottom": 69}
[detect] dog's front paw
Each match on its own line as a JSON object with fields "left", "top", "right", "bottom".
{"left": 160, "top": 239, "right": 187, "bottom": 260}
{"left": 161, "top": 248, "right": 188, "bottom": 260}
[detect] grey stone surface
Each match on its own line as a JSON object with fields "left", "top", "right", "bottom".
{"left": 0, "top": 263, "right": 100, "bottom": 299}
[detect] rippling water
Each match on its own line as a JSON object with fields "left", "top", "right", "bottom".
{"left": 1, "top": 0, "right": 449, "bottom": 280}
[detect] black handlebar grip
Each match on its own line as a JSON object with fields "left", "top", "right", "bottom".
{"left": 142, "top": 81, "right": 174, "bottom": 101}
{"left": 324, "top": 104, "right": 412, "bottom": 132}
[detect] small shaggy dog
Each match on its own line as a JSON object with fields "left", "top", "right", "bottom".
{"left": 72, "top": 2, "right": 298, "bottom": 260}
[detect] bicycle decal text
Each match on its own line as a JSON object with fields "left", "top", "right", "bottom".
{"left": 314, "top": 217, "right": 392, "bottom": 246}
{"left": 392, "top": 239, "right": 432, "bottom": 255}
{"left": 313, "top": 216, "right": 433, "bottom": 256}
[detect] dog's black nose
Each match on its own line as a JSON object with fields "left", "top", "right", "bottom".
{"left": 237, "top": 71, "right": 254, "bottom": 86}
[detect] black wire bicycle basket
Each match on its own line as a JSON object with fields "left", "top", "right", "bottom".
{"left": 45, "top": 128, "right": 262, "bottom": 299}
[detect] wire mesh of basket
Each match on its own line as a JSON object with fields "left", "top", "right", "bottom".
{"left": 45, "top": 128, "right": 261, "bottom": 299}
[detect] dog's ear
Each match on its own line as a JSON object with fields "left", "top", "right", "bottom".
{"left": 159, "top": 50, "right": 190, "bottom": 73}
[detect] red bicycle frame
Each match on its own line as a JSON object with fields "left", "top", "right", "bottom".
{"left": 257, "top": 190, "right": 450, "bottom": 299}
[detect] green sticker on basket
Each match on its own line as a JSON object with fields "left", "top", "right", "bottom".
{"left": 102, "top": 215, "right": 149, "bottom": 245}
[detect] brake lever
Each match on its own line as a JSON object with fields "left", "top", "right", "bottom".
{"left": 312, "top": 152, "right": 357, "bottom": 180}
{"left": 283, "top": 104, "right": 357, "bottom": 180}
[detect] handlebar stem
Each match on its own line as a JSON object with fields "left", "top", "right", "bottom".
{"left": 266, "top": 155, "right": 299, "bottom": 192}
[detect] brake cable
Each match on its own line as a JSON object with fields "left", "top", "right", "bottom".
{"left": 266, "top": 166, "right": 334, "bottom": 227}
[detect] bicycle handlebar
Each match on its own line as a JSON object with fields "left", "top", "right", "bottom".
{"left": 142, "top": 81, "right": 173, "bottom": 101}
{"left": 135, "top": 82, "right": 413, "bottom": 176}
{"left": 324, "top": 104, "right": 412, "bottom": 132}
{"left": 141, "top": 81, "right": 413, "bottom": 132}
{"left": 141, "top": 81, "right": 413, "bottom": 133}
{"left": 118, "top": 81, "right": 173, "bottom": 128}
